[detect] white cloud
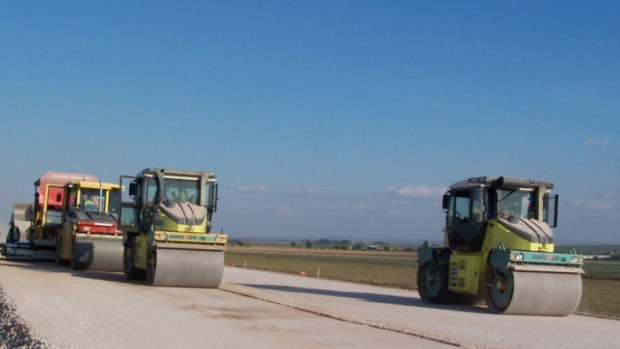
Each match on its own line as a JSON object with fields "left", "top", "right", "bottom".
{"left": 383, "top": 185, "right": 446, "bottom": 198}
{"left": 277, "top": 204, "right": 294, "bottom": 217}
{"left": 584, "top": 138, "right": 611, "bottom": 146}
{"left": 570, "top": 200, "right": 613, "bottom": 211}
{"left": 238, "top": 185, "right": 267, "bottom": 193}
{"left": 287, "top": 186, "right": 334, "bottom": 195}
{"left": 587, "top": 201, "right": 613, "bottom": 210}
{"left": 382, "top": 207, "right": 429, "bottom": 217}
{"left": 352, "top": 202, "right": 378, "bottom": 211}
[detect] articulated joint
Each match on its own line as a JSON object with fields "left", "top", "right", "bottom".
{"left": 417, "top": 241, "right": 451, "bottom": 266}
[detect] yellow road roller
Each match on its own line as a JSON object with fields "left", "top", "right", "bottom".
{"left": 118, "top": 168, "right": 226, "bottom": 287}
{"left": 417, "top": 176, "right": 584, "bottom": 316}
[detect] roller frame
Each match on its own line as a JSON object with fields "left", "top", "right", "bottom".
{"left": 417, "top": 244, "right": 483, "bottom": 305}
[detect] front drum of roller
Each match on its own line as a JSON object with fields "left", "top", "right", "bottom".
{"left": 73, "top": 236, "right": 124, "bottom": 272}
{"left": 483, "top": 264, "right": 582, "bottom": 316}
{"left": 149, "top": 247, "right": 224, "bottom": 288}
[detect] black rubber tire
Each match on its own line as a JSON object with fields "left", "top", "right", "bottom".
{"left": 70, "top": 245, "right": 83, "bottom": 270}
{"left": 145, "top": 248, "right": 156, "bottom": 285}
{"left": 124, "top": 245, "right": 140, "bottom": 280}
{"left": 418, "top": 257, "right": 484, "bottom": 305}
{"left": 417, "top": 260, "right": 450, "bottom": 303}
{"left": 55, "top": 235, "right": 65, "bottom": 266}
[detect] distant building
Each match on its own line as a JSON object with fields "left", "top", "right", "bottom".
{"left": 584, "top": 255, "right": 611, "bottom": 260}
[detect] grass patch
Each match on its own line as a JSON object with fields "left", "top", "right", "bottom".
{"left": 578, "top": 279, "right": 620, "bottom": 319}
{"left": 225, "top": 249, "right": 417, "bottom": 289}
{"left": 583, "top": 260, "right": 620, "bottom": 280}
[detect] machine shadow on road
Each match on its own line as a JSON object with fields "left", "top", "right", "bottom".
{"left": 0, "top": 259, "right": 133, "bottom": 285}
{"left": 235, "top": 283, "right": 489, "bottom": 314}
{"left": 0, "top": 260, "right": 66, "bottom": 273}
{"left": 69, "top": 270, "right": 132, "bottom": 284}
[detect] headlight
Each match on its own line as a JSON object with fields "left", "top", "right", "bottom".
{"left": 571, "top": 256, "right": 583, "bottom": 263}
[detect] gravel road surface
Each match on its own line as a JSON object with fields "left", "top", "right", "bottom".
{"left": 0, "top": 260, "right": 445, "bottom": 348}
{"left": 1, "top": 259, "right": 618, "bottom": 348}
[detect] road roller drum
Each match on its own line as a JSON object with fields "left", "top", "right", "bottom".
{"left": 72, "top": 236, "right": 124, "bottom": 272}
{"left": 147, "top": 247, "right": 224, "bottom": 287}
{"left": 482, "top": 264, "right": 583, "bottom": 316}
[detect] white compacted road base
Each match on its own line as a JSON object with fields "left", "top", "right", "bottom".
{"left": 1, "top": 259, "right": 618, "bottom": 348}
{"left": 0, "top": 260, "right": 446, "bottom": 348}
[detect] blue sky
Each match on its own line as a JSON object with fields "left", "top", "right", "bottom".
{"left": 1, "top": 1, "right": 618, "bottom": 244}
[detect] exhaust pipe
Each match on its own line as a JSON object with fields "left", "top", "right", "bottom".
{"left": 99, "top": 180, "right": 103, "bottom": 214}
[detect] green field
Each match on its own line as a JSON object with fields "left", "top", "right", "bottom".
{"left": 225, "top": 247, "right": 620, "bottom": 319}
{"left": 582, "top": 260, "right": 620, "bottom": 280}
{"left": 226, "top": 248, "right": 418, "bottom": 288}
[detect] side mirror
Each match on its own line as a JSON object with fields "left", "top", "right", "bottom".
{"left": 128, "top": 182, "right": 136, "bottom": 198}
{"left": 208, "top": 183, "right": 218, "bottom": 212}
{"left": 442, "top": 194, "right": 450, "bottom": 211}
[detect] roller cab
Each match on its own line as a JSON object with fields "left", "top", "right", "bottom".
{"left": 119, "top": 168, "right": 226, "bottom": 287}
{"left": 417, "top": 176, "right": 584, "bottom": 316}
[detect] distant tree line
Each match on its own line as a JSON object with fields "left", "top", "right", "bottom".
{"left": 288, "top": 239, "right": 419, "bottom": 252}
{"left": 229, "top": 239, "right": 250, "bottom": 247}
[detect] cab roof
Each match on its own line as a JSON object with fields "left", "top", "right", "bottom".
{"left": 450, "top": 176, "right": 554, "bottom": 191}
